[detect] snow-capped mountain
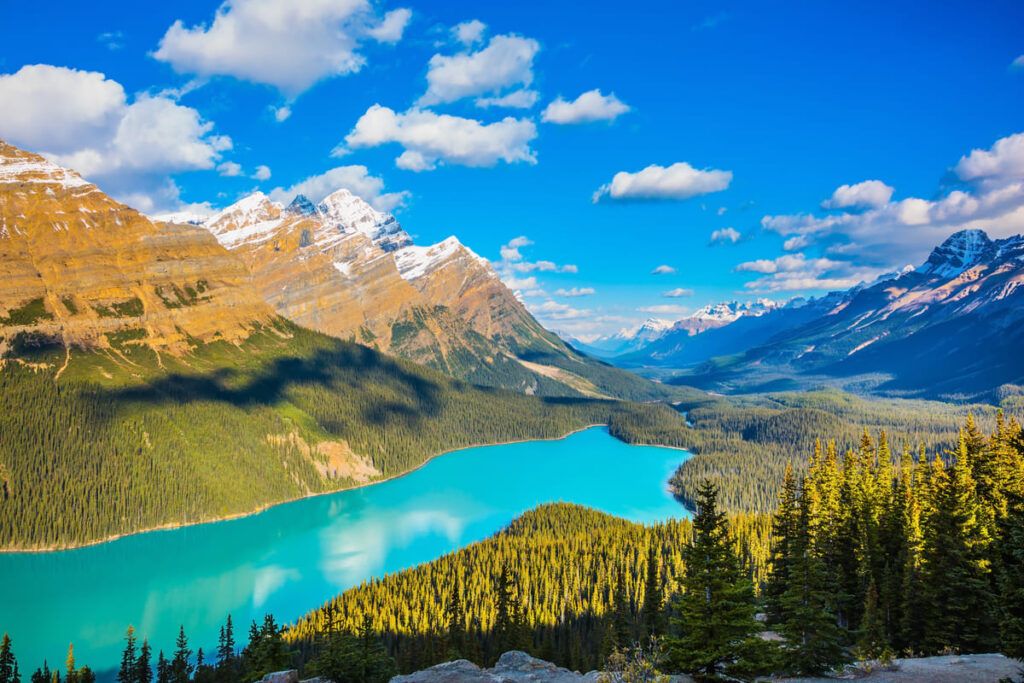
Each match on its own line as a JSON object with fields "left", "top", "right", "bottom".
{"left": 646, "top": 229, "right": 1024, "bottom": 401}
{"left": 188, "top": 188, "right": 646, "bottom": 398}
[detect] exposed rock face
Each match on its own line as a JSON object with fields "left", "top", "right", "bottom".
{"left": 390, "top": 651, "right": 604, "bottom": 683}
{"left": 194, "top": 189, "right": 580, "bottom": 393}
{"left": 0, "top": 141, "right": 273, "bottom": 356}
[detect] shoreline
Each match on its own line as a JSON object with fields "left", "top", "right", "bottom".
{"left": 4, "top": 423, "right": 691, "bottom": 555}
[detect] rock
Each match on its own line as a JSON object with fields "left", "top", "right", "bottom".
{"left": 257, "top": 671, "right": 298, "bottom": 683}
{"left": 390, "top": 651, "right": 602, "bottom": 682}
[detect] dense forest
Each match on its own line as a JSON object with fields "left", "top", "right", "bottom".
{"left": 1, "top": 415, "right": 1022, "bottom": 681}
{"left": 0, "top": 320, "right": 690, "bottom": 549}
{"left": 667, "top": 388, "right": 1001, "bottom": 512}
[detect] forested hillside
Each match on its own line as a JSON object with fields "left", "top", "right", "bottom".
{"left": 0, "top": 319, "right": 689, "bottom": 550}
{"left": 666, "top": 388, "right": 1002, "bottom": 511}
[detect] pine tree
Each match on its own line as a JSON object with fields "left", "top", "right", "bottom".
{"left": 155, "top": 652, "right": 169, "bottom": 683}
{"left": 612, "top": 569, "right": 633, "bottom": 649}
{"left": 215, "top": 616, "right": 235, "bottom": 683}
{"left": 765, "top": 463, "right": 799, "bottom": 625}
{"left": 777, "top": 487, "right": 846, "bottom": 675}
{"left": 640, "top": 543, "right": 665, "bottom": 644}
{"left": 494, "top": 564, "right": 526, "bottom": 657}
{"left": 998, "top": 491, "right": 1024, "bottom": 659}
{"left": 857, "top": 580, "right": 888, "bottom": 660}
{"left": 445, "top": 575, "right": 465, "bottom": 658}
{"left": 118, "top": 626, "right": 138, "bottom": 683}
{"left": 170, "top": 628, "right": 192, "bottom": 683}
{"left": 29, "top": 662, "right": 49, "bottom": 683}
{"left": 64, "top": 645, "right": 76, "bottom": 683}
{"left": 668, "top": 481, "right": 770, "bottom": 679}
{"left": 0, "top": 634, "right": 17, "bottom": 683}
{"left": 137, "top": 641, "right": 152, "bottom": 683}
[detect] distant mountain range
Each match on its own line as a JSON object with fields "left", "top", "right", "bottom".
{"left": 610, "top": 229, "right": 1024, "bottom": 401}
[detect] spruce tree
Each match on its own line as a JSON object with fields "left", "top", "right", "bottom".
{"left": 777, "top": 487, "right": 846, "bottom": 675}
{"left": 137, "top": 641, "right": 152, "bottom": 683}
{"left": 170, "top": 628, "right": 192, "bottom": 683}
{"left": 445, "top": 575, "right": 465, "bottom": 658}
{"left": 668, "top": 481, "right": 770, "bottom": 679}
{"left": 641, "top": 543, "right": 665, "bottom": 644}
{"left": 998, "top": 492, "right": 1024, "bottom": 659}
{"left": 0, "top": 634, "right": 17, "bottom": 683}
{"left": 156, "top": 652, "right": 168, "bottom": 683}
{"left": 765, "top": 463, "right": 799, "bottom": 625}
{"left": 857, "top": 580, "right": 888, "bottom": 660}
{"left": 64, "top": 646, "right": 76, "bottom": 683}
{"left": 118, "top": 626, "right": 137, "bottom": 683}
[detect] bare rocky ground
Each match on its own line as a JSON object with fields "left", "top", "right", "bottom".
{"left": 384, "top": 651, "right": 1022, "bottom": 683}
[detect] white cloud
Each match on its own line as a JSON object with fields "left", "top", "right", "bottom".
{"left": 452, "top": 19, "right": 486, "bottom": 46}
{"left": 662, "top": 288, "right": 694, "bottom": 298}
{"left": 253, "top": 164, "right": 272, "bottom": 180}
{"left": 344, "top": 105, "right": 537, "bottom": 171}
{"left": 651, "top": 264, "right": 676, "bottom": 275}
{"left": 761, "top": 131, "right": 1024, "bottom": 265}
{"left": 419, "top": 34, "right": 539, "bottom": 106}
{"left": 475, "top": 89, "right": 539, "bottom": 109}
{"left": 822, "top": 179, "right": 894, "bottom": 209}
{"left": 735, "top": 252, "right": 883, "bottom": 293}
{"left": 154, "top": 0, "right": 410, "bottom": 96}
{"left": 710, "top": 227, "right": 741, "bottom": 244}
{"left": 494, "top": 236, "right": 577, "bottom": 297}
{"left": 0, "top": 65, "right": 233, "bottom": 213}
{"left": 532, "top": 300, "right": 591, "bottom": 321}
{"left": 639, "top": 304, "right": 690, "bottom": 316}
{"left": 782, "top": 235, "right": 808, "bottom": 251}
{"left": 217, "top": 161, "right": 243, "bottom": 177}
{"left": 541, "top": 89, "right": 630, "bottom": 124}
{"left": 97, "top": 31, "right": 125, "bottom": 51}
{"left": 273, "top": 105, "right": 292, "bottom": 122}
{"left": 554, "top": 287, "right": 595, "bottom": 297}
{"left": 366, "top": 8, "right": 412, "bottom": 43}
{"left": 593, "top": 162, "right": 732, "bottom": 202}
{"left": 956, "top": 132, "right": 1024, "bottom": 181}
{"left": 268, "top": 165, "right": 409, "bottom": 211}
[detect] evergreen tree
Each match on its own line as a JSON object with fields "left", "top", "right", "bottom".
{"left": 612, "top": 570, "right": 633, "bottom": 649}
{"left": 170, "top": 628, "right": 192, "bottom": 683}
{"left": 118, "top": 626, "right": 138, "bottom": 683}
{"left": 668, "top": 481, "right": 770, "bottom": 679}
{"left": 29, "top": 662, "right": 49, "bottom": 683}
{"left": 765, "top": 463, "right": 799, "bottom": 625}
{"left": 777, "top": 488, "right": 846, "bottom": 675}
{"left": 64, "top": 645, "right": 76, "bottom": 683}
{"left": 445, "top": 575, "right": 465, "bottom": 658}
{"left": 857, "top": 580, "right": 888, "bottom": 660}
{"left": 155, "top": 652, "right": 169, "bottom": 683}
{"left": 215, "top": 617, "right": 236, "bottom": 683}
{"left": 641, "top": 543, "right": 665, "bottom": 644}
{"left": 494, "top": 564, "right": 526, "bottom": 657}
{"left": 137, "top": 641, "right": 152, "bottom": 683}
{"left": 0, "top": 634, "right": 17, "bottom": 683}
{"left": 998, "top": 492, "right": 1024, "bottom": 659}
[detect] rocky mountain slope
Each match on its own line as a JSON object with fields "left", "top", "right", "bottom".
{"left": 189, "top": 189, "right": 663, "bottom": 399}
{"left": 651, "top": 229, "right": 1024, "bottom": 401}
{"left": 0, "top": 141, "right": 272, "bottom": 358}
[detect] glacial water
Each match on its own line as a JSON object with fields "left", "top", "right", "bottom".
{"left": 0, "top": 427, "right": 689, "bottom": 676}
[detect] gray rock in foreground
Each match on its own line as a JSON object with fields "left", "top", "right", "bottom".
{"left": 390, "top": 651, "right": 603, "bottom": 682}
{"left": 391, "top": 651, "right": 1021, "bottom": 683}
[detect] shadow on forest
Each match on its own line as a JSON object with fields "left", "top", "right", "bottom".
{"left": 103, "top": 344, "right": 446, "bottom": 428}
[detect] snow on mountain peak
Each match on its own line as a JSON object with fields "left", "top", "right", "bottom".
{"left": 0, "top": 143, "right": 91, "bottom": 189}
{"left": 918, "top": 228, "right": 994, "bottom": 279}
{"left": 204, "top": 191, "right": 284, "bottom": 248}
{"left": 394, "top": 236, "right": 491, "bottom": 281}
{"left": 316, "top": 188, "right": 411, "bottom": 252}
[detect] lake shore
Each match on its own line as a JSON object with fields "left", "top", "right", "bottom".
{"left": 3, "top": 423, "right": 690, "bottom": 555}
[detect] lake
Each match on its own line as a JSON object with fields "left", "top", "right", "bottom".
{"left": 0, "top": 427, "right": 689, "bottom": 676}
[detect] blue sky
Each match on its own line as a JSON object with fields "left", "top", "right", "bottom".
{"left": 2, "top": 0, "right": 1023, "bottom": 339}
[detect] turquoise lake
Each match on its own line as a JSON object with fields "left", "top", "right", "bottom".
{"left": 1, "top": 427, "right": 688, "bottom": 676}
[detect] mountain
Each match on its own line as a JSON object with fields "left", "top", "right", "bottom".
{"left": 0, "top": 141, "right": 272, "bottom": 357}
{"left": 0, "top": 139, "right": 684, "bottom": 549}
{"left": 662, "top": 229, "right": 1024, "bottom": 401}
{"left": 189, "top": 189, "right": 665, "bottom": 400}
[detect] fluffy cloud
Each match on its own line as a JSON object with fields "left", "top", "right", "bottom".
{"left": 495, "top": 236, "right": 576, "bottom": 275}
{"left": 710, "top": 227, "right": 741, "bottom": 244}
{"left": 253, "top": 165, "right": 272, "bottom": 180}
{"left": 735, "top": 252, "right": 882, "bottom": 292}
{"left": 452, "top": 19, "right": 486, "bottom": 46}
{"left": 662, "top": 288, "right": 694, "bottom": 298}
{"left": 593, "top": 162, "right": 732, "bottom": 202}
{"left": 476, "top": 89, "right": 539, "bottom": 109}
{"left": 217, "top": 161, "right": 243, "bottom": 177}
{"left": 154, "top": 0, "right": 410, "bottom": 96}
{"left": 343, "top": 105, "right": 537, "bottom": 171}
{"left": 761, "top": 131, "right": 1024, "bottom": 265}
{"left": 268, "top": 165, "right": 409, "bottom": 211}
{"left": 0, "top": 65, "right": 233, "bottom": 212}
{"left": 541, "top": 89, "right": 630, "bottom": 124}
{"left": 554, "top": 287, "right": 595, "bottom": 297}
{"left": 822, "top": 179, "right": 894, "bottom": 209}
{"left": 651, "top": 264, "right": 676, "bottom": 275}
{"left": 419, "top": 34, "right": 539, "bottom": 106}
{"left": 532, "top": 300, "right": 591, "bottom": 321}
{"left": 639, "top": 304, "right": 690, "bottom": 316}
{"left": 272, "top": 106, "right": 292, "bottom": 122}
